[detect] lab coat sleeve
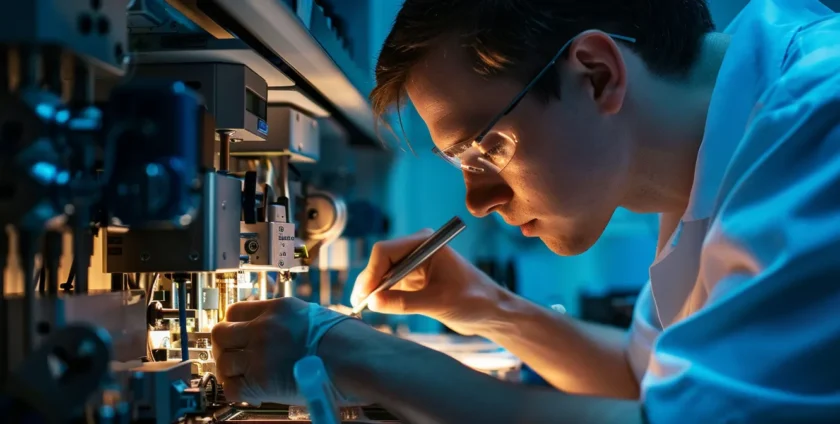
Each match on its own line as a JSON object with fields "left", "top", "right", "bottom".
{"left": 642, "top": 51, "right": 840, "bottom": 423}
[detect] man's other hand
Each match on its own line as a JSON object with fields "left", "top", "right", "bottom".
{"left": 211, "top": 298, "right": 358, "bottom": 406}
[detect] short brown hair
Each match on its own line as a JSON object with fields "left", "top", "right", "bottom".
{"left": 371, "top": 0, "right": 715, "bottom": 124}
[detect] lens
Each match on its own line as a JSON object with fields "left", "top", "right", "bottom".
{"left": 436, "top": 130, "right": 517, "bottom": 174}
{"left": 464, "top": 131, "right": 517, "bottom": 173}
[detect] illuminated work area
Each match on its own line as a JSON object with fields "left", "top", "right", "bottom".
{"left": 2, "top": 1, "right": 840, "bottom": 423}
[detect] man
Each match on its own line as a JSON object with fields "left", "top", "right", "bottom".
{"left": 211, "top": 0, "right": 840, "bottom": 422}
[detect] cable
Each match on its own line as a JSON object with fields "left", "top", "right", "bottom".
{"left": 198, "top": 372, "right": 219, "bottom": 404}
{"left": 61, "top": 257, "right": 76, "bottom": 291}
{"left": 287, "top": 162, "right": 302, "bottom": 179}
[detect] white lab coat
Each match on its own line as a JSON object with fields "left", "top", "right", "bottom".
{"left": 626, "top": 0, "right": 840, "bottom": 422}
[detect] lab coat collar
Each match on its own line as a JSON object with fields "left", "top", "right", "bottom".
{"left": 649, "top": 0, "right": 833, "bottom": 327}
{"left": 680, "top": 0, "right": 830, "bottom": 223}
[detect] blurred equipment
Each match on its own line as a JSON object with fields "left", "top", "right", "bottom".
{"left": 579, "top": 289, "right": 638, "bottom": 329}
{"left": 0, "top": 1, "right": 504, "bottom": 423}
{"left": 303, "top": 188, "right": 349, "bottom": 306}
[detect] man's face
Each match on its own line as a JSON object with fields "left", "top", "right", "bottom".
{"left": 406, "top": 35, "right": 632, "bottom": 255}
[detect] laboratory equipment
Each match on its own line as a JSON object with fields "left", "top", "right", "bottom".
{"left": 0, "top": 2, "right": 515, "bottom": 423}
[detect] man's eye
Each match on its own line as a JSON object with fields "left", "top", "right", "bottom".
{"left": 483, "top": 143, "right": 506, "bottom": 158}
{"left": 448, "top": 144, "right": 469, "bottom": 156}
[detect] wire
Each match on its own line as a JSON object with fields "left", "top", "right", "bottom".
{"left": 198, "top": 372, "right": 219, "bottom": 404}
{"left": 61, "top": 256, "right": 76, "bottom": 292}
{"left": 35, "top": 265, "right": 44, "bottom": 293}
{"left": 287, "top": 162, "right": 302, "bottom": 179}
{"left": 146, "top": 327, "right": 155, "bottom": 362}
{"left": 177, "top": 277, "right": 189, "bottom": 362}
{"left": 146, "top": 273, "right": 159, "bottom": 305}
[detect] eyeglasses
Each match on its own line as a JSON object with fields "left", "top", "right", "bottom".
{"left": 432, "top": 32, "right": 636, "bottom": 174}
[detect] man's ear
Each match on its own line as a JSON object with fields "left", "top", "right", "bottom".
{"left": 566, "top": 31, "right": 628, "bottom": 115}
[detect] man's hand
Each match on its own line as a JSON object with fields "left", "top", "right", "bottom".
{"left": 350, "top": 230, "right": 508, "bottom": 335}
{"left": 210, "top": 297, "right": 361, "bottom": 406}
{"left": 210, "top": 297, "right": 641, "bottom": 424}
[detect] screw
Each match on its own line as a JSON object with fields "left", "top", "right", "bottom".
{"left": 279, "top": 260, "right": 285, "bottom": 267}
{"left": 188, "top": 252, "right": 199, "bottom": 261}
{"left": 140, "top": 252, "right": 150, "bottom": 262}
{"left": 221, "top": 201, "right": 226, "bottom": 210}
{"left": 244, "top": 239, "right": 259, "bottom": 255}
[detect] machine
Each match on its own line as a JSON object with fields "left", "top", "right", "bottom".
{"left": 0, "top": 1, "right": 520, "bottom": 422}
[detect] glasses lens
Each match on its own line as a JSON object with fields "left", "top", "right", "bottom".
{"left": 437, "top": 130, "right": 518, "bottom": 174}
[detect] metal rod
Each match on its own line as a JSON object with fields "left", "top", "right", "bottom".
{"left": 276, "top": 156, "right": 290, "bottom": 202}
{"left": 189, "top": 274, "right": 198, "bottom": 309}
{"left": 217, "top": 130, "right": 234, "bottom": 172}
{"left": 257, "top": 271, "right": 267, "bottom": 301}
{"left": 284, "top": 273, "right": 293, "bottom": 298}
{"left": 37, "top": 265, "right": 45, "bottom": 294}
{"left": 195, "top": 273, "right": 206, "bottom": 331}
{"left": 351, "top": 217, "right": 467, "bottom": 316}
{"left": 276, "top": 270, "right": 292, "bottom": 298}
{"left": 73, "top": 213, "right": 90, "bottom": 295}
{"left": 46, "top": 237, "right": 59, "bottom": 295}
{"left": 177, "top": 277, "right": 189, "bottom": 362}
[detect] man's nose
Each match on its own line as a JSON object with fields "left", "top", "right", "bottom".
{"left": 463, "top": 172, "right": 513, "bottom": 218}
